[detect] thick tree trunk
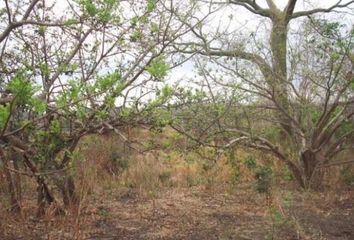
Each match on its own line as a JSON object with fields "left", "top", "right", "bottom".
{"left": 269, "top": 18, "right": 294, "bottom": 138}
{"left": 286, "top": 161, "right": 306, "bottom": 189}
{"left": 300, "top": 150, "right": 325, "bottom": 189}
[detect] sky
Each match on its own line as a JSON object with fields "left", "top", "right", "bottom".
{"left": 1, "top": 0, "right": 353, "bottom": 92}
{"left": 169, "top": 0, "right": 354, "bottom": 83}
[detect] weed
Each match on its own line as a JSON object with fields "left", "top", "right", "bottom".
{"left": 98, "top": 207, "right": 110, "bottom": 219}
{"left": 244, "top": 155, "right": 257, "bottom": 169}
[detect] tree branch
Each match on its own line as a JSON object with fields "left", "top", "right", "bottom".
{"left": 229, "top": 0, "right": 271, "bottom": 17}
{"left": 291, "top": 0, "right": 354, "bottom": 19}
{"left": 284, "top": 0, "right": 297, "bottom": 21}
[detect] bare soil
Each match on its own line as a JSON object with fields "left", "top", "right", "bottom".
{"left": 2, "top": 185, "right": 354, "bottom": 240}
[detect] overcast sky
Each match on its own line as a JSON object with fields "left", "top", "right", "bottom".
{"left": 169, "top": 0, "right": 354, "bottom": 83}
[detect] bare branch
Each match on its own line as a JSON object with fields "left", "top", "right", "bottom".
{"left": 229, "top": 0, "right": 271, "bottom": 17}
{"left": 291, "top": 0, "right": 354, "bottom": 19}
{"left": 284, "top": 0, "right": 297, "bottom": 21}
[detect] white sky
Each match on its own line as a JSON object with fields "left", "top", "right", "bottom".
{"left": 1, "top": 0, "right": 353, "bottom": 89}
{"left": 169, "top": 0, "right": 354, "bottom": 83}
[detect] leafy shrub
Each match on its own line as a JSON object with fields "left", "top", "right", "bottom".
{"left": 109, "top": 151, "right": 129, "bottom": 174}
{"left": 254, "top": 166, "right": 273, "bottom": 193}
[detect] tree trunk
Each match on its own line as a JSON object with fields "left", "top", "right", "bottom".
{"left": 300, "top": 150, "right": 325, "bottom": 190}
{"left": 286, "top": 161, "right": 306, "bottom": 189}
{"left": 11, "top": 150, "right": 22, "bottom": 207}
{"left": 270, "top": 18, "right": 294, "bottom": 137}
{"left": 60, "top": 175, "right": 79, "bottom": 207}
{"left": 3, "top": 164, "right": 21, "bottom": 212}
{"left": 0, "top": 149, "right": 21, "bottom": 212}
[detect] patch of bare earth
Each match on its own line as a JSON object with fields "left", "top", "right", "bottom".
{"left": 1, "top": 186, "right": 354, "bottom": 240}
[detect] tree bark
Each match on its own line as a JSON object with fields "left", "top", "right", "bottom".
{"left": 0, "top": 149, "right": 21, "bottom": 212}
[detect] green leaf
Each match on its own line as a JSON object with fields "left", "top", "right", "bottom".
{"left": 64, "top": 18, "right": 77, "bottom": 26}
{"left": 30, "top": 97, "right": 47, "bottom": 114}
{"left": 8, "top": 71, "right": 37, "bottom": 104}
{"left": 80, "top": 0, "right": 97, "bottom": 17}
{"left": 0, "top": 105, "right": 10, "bottom": 129}
{"left": 146, "top": 56, "right": 169, "bottom": 79}
{"left": 147, "top": 0, "right": 156, "bottom": 12}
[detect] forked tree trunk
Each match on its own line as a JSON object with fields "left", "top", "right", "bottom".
{"left": 300, "top": 150, "right": 326, "bottom": 190}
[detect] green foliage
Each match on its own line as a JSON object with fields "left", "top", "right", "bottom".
{"left": 7, "top": 70, "right": 46, "bottom": 113}
{"left": 244, "top": 155, "right": 257, "bottom": 169}
{"left": 130, "top": 30, "right": 142, "bottom": 42}
{"left": 146, "top": 56, "right": 169, "bottom": 79}
{"left": 282, "top": 166, "right": 294, "bottom": 181}
{"left": 0, "top": 105, "right": 9, "bottom": 129}
{"left": 80, "top": 0, "right": 97, "bottom": 17}
{"left": 109, "top": 151, "right": 130, "bottom": 174}
{"left": 79, "top": 0, "right": 119, "bottom": 23}
{"left": 8, "top": 71, "right": 36, "bottom": 104}
{"left": 96, "top": 71, "right": 122, "bottom": 92}
{"left": 98, "top": 207, "right": 110, "bottom": 218}
{"left": 341, "top": 168, "right": 354, "bottom": 186}
{"left": 147, "top": 0, "right": 156, "bottom": 13}
{"left": 261, "top": 126, "right": 281, "bottom": 142}
{"left": 310, "top": 108, "right": 321, "bottom": 124}
{"left": 225, "top": 150, "right": 241, "bottom": 184}
{"left": 335, "top": 121, "right": 354, "bottom": 139}
{"left": 64, "top": 18, "right": 77, "bottom": 26}
{"left": 30, "top": 97, "right": 46, "bottom": 114}
{"left": 254, "top": 166, "right": 273, "bottom": 193}
{"left": 270, "top": 207, "right": 284, "bottom": 228}
{"left": 316, "top": 20, "right": 343, "bottom": 38}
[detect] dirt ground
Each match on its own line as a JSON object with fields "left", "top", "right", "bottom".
{"left": 2, "top": 185, "right": 354, "bottom": 240}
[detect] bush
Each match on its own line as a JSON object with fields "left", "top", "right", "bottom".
{"left": 109, "top": 151, "right": 130, "bottom": 174}
{"left": 255, "top": 166, "right": 273, "bottom": 193}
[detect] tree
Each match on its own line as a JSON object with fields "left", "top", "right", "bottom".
{"left": 0, "top": 0, "right": 198, "bottom": 214}
{"left": 173, "top": 0, "right": 354, "bottom": 189}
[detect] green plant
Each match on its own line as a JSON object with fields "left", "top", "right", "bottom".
{"left": 341, "top": 168, "right": 354, "bottom": 186}
{"left": 109, "top": 151, "right": 130, "bottom": 174}
{"left": 98, "top": 207, "right": 110, "bottom": 219}
{"left": 282, "top": 166, "right": 294, "bottom": 182}
{"left": 254, "top": 166, "right": 273, "bottom": 194}
{"left": 244, "top": 155, "right": 257, "bottom": 169}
